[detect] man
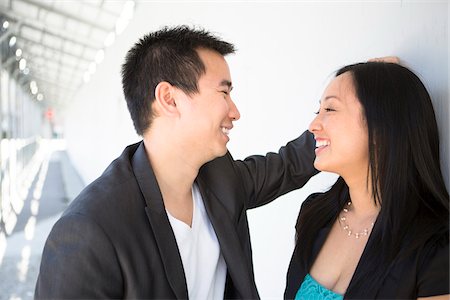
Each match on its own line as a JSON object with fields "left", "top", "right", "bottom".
{"left": 35, "top": 25, "right": 317, "bottom": 299}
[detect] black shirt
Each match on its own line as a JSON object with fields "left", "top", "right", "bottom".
{"left": 285, "top": 194, "right": 449, "bottom": 299}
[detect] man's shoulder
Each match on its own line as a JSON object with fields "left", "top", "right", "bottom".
{"left": 91, "top": 141, "right": 141, "bottom": 189}
{"left": 100, "top": 141, "right": 142, "bottom": 179}
{"left": 66, "top": 142, "right": 143, "bottom": 214}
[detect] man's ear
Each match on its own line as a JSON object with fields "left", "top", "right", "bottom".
{"left": 154, "top": 81, "right": 178, "bottom": 116}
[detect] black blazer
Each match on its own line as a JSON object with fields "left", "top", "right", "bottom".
{"left": 35, "top": 131, "right": 318, "bottom": 299}
{"left": 285, "top": 194, "right": 449, "bottom": 299}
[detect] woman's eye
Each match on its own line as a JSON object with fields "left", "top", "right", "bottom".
{"left": 315, "top": 108, "right": 335, "bottom": 114}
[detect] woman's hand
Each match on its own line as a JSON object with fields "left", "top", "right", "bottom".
{"left": 368, "top": 56, "right": 400, "bottom": 64}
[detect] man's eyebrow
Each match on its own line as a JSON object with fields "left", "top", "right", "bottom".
{"left": 219, "top": 80, "right": 233, "bottom": 90}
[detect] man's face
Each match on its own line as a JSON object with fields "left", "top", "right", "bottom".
{"left": 175, "top": 48, "right": 240, "bottom": 162}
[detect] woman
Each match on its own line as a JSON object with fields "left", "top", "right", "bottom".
{"left": 285, "top": 62, "right": 449, "bottom": 299}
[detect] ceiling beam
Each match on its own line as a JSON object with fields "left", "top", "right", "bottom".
{"left": 17, "top": 36, "right": 93, "bottom": 62}
{"left": 0, "top": 18, "right": 22, "bottom": 44}
{"left": 15, "top": 0, "right": 112, "bottom": 32}
{"left": 21, "top": 42, "right": 89, "bottom": 70}
{"left": 19, "top": 22, "right": 99, "bottom": 51}
{"left": 0, "top": 10, "right": 102, "bottom": 50}
{"left": 31, "top": 66, "right": 83, "bottom": 87}
{"left": 30, "top": 75, "right": 78, "bottom": 92}
{"left": 82, "top": 0, "right": 121, "bottom": 18}
{"left": 26, "top": 56, "right": 86, "bottom": 74}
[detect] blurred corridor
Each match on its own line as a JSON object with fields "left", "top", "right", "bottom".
{"left": 0, "top": 1, "right": 135, "bottom": 297}
{"left": 0, "top": 139, "right": 84, "bottom": 299}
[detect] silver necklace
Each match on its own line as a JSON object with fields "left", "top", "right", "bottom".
{"left": 338, "top": 201, "right": 375, "bottom": 239}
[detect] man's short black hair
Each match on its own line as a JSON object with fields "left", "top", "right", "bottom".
{"left": 121, "top": 25, "right": 236, "bottom": 135}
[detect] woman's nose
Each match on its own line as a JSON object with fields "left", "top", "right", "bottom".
{"left": 308, "top": 114, "right": 322, "bottom": 134}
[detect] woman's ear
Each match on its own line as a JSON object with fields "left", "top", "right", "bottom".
{"left": 154, "top": 81, "right": 178, "bottom": 117}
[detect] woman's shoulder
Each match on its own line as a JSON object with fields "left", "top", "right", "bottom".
{"left": 412, "top": 212, "right": 448, "bottom": 247}
{"left": 300, "top": 178, "right": 347, "bottom": 212}
{"left": 301, "top": 192, "right": 326, "bottom": 208}
{"left": 419, "top": 224, "right": 449, "bottom": 259}
{"left": 296, "top": 192, "right": 335, "bottom": 229}
{"left": 403, "top": 214, "right": 449, "bottom": 278}
{"left": 415, "top": 225, "right": 449, "bottom": 296}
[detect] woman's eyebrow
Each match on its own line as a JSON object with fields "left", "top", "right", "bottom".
{"left": 325, "top": 95, "right": 340, "bottom": 101}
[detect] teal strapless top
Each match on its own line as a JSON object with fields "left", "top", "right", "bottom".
{"left": 295, "top": 274, "right": 343, "bottom": 300}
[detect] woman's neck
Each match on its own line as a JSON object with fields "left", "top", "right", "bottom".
{"left": 345, "top": 175, "right": 380, "bottom": 218}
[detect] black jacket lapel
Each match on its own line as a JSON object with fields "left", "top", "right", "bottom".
{"left": 131, "top": 142, "right": 188, "bottom": 299}
{"left": 197, "top": 163, "right": 259, "bottom": 299}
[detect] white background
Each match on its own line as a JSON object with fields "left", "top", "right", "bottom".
{"left": 63, "top": 1, "right": 449, "bottom": 298}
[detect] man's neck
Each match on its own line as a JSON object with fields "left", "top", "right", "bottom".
{"left": 143, "top": 133, "right": 201, "bottom": 227}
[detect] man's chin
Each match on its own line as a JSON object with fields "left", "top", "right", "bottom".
{"left": 206, "top": 148, "right": 228, "bottom": 163}
{"left": 217, "top": 148, "right": 228, "bottom": 157}
{"left": 216, "top": 147, "right": 229, "bottom": 158}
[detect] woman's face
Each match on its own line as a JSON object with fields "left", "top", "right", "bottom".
{"left": 308, "top": 72, "right": 369, "bottom": 179}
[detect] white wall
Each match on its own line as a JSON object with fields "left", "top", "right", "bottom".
{"left": 64, "top": 1, "right": 449, "bottom": 298}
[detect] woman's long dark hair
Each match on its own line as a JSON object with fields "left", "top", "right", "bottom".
{"left": 295, "top": 62, "right": 449, "bottom": 296}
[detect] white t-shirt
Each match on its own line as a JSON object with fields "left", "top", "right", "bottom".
{"left": 166, "top": 183, "right": 227, "bottom": 299}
